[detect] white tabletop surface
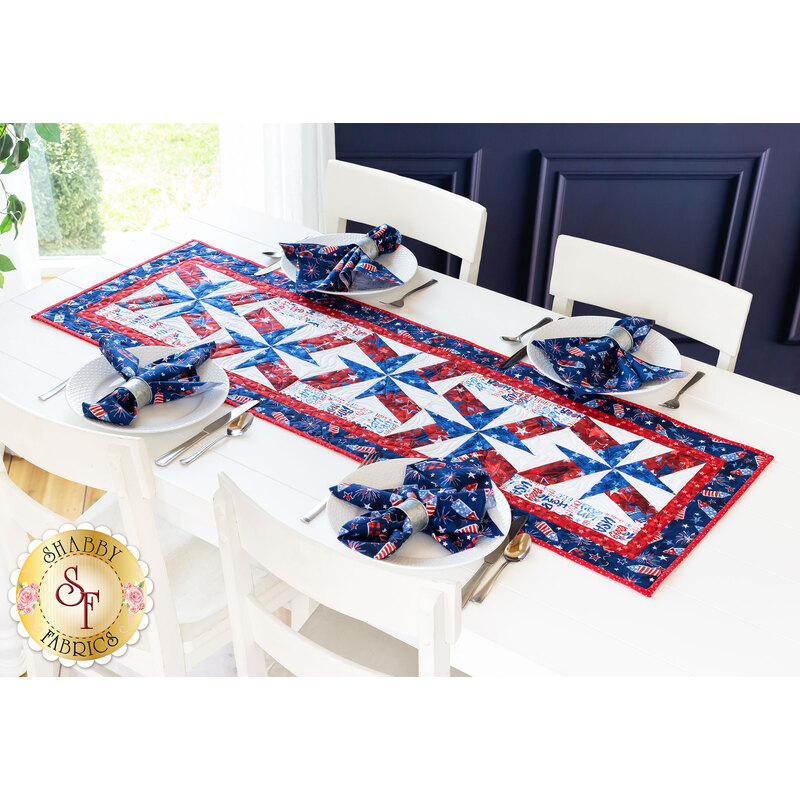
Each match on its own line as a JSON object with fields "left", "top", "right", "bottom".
{"left": 2, "top": 203, "right": 799, "bottom": 676}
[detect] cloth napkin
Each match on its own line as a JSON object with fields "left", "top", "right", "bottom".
{"left": 281, "top": 224, "right": 405, "bottom": 293}
{"left": 330, "top": 456, "right": 502, "bottom": 560}
{"left": 529, "top": 315, "right": 688, "bottom": 392}
{"left": 82, "top": 335, "right": 220, "bottom": 426}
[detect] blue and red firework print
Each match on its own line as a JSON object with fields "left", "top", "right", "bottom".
{"left": 281, "top": 224, "right": 404, "bottom": 293}
{"left": 33, "top": 240, "right": 773, "bottom": 595}
{"left": 82, "top": 334, "right": 219, "bottom": 425}
{"left": 530, "top": 316, "right": 688, "bottom": 393}
{"left": 331, "top": 456, "right": 502, "bottom": 559}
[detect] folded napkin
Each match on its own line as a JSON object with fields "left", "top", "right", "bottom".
{"left": 330, "top": 456, "right": 502, "bottom": 560}
{"left": 529, "top": 315, "right": 688, "bottom": 392}
{"left": 82, "top": 335, "right": 220, "bottom": 426}
{"left": 281, "top": 224, "right": 405, "bottom": 293}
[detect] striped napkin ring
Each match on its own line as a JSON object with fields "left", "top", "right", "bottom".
{"left": 606, "top": 326, "right": 635, "bottom": 352}
{"left": 354, "top": 236, "right": 380, "bottom": 261}
{"left": 395, "top": 498, "right": 429, "bottom": 532}
{"left": 121, "top": 376, "right": 153, "bottom": 407}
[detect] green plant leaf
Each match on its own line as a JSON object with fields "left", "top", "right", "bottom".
{"left": 0, "top": 273, "right": 4, "bottom": 288}
{"left": 0, "top": 133, "right": 12, "bottom": 161}
{"left": 16, "top": 138, "right": 30, "bottom": 166}
{"left": 0, "top": 139, "right": 29, "bottom": 174}
{"left": 0, "top": 215, "right": 11, "bottom": 235}
{"left": 7, "top": 194, "right": 25, "bottom": 218}
{"left": 0, "top": 254, "right": 15, "bottom": 272}
{"left": 12, "top": 123, "right": 26, "bottom": 138}
{"left": 35, "top": 123, "right": 61, "bottom": 143}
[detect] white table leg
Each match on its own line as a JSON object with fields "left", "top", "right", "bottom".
{"left": 0, "top": 546, "right": 25, "bottom": 677}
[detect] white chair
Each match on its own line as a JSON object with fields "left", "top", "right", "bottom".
{"left": 550, "top": 235, "right": 753, "bottom": 372}
{"left": 213, "top": 473, "right": 462, "bottom": 677}
{"left": 0, "top": 393, "right": 233, "bottom": 677}
{"left": 323, "top": 159, "right": 488, "bottom": 284}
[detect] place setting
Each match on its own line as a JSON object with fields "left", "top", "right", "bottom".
{"left": 309, "top": 452, "right": 533, "bottom": 603}
{"left": 36, "top": 331, "right": 257, "bottom": 465}
{"left": 256, "top": 223, "right": 439, "bottom": 306}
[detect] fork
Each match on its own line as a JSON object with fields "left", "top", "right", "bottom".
{"left": 300, "top": 452, "right": 379, "bottom": 523}
{"left": 380, "top": 278, "right": 438, "bottom": 309}
{"left": 501, "top": 319, "right": 551, "bottom": 343}
{"left": 659, "top": 371, "right": 705, "bottom": 409}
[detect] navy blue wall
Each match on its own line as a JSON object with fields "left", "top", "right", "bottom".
{"left": 334, "top": 124, "right": 800, "bottom": 393}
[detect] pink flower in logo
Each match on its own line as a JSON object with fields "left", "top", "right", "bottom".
{"left": 124, "top": 583, "right": 146, "bottom": 614}
{"left": 17, "top": 583, "right": 39, "bottom": 615}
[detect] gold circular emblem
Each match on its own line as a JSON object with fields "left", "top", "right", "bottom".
{"left": 12, "top": 525, "right": 150, "bottom": 664}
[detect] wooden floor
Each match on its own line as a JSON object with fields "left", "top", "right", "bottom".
{"left": 3, "top": 452, "right": 105, "bottom": 518}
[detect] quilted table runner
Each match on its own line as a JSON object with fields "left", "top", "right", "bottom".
{"left": 34, "top": 240, "right": 772, "bottom": 596}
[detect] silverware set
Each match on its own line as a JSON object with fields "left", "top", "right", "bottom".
{"left": 155, "top": 399, "right": 259, "bottom": 467}
{"left": 179, "top": 413, "right": 254, "bottom": 465}
{"left": 470, "top": 528, "right": 532, "bottom": 603}
{"left": 460, "top": 516, "right": 527, "bottom": 606}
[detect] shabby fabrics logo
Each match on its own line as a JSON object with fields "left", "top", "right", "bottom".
{"left": 8, "top": 523, "right": 152, "bottom": 668}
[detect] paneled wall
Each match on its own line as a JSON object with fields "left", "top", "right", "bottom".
{"left": 334, "top": 124, "right": 800, "bottom": 393}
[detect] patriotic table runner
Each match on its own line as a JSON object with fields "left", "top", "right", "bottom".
{"left": 34, "top": 241, "right": 772, "bottom": 596}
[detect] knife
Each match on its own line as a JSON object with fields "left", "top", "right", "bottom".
{"left": 461, "top": 515, "right": 528, "bottom": 608}
{"left": 497, "top": 317, "right": 553, "bottom": 370}
{"left": 154, "top": 399, "right": 260, "bottom": 467}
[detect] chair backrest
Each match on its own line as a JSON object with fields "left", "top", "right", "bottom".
{"left": 550, "top": 235, "right": 753, "bottom": 372}
{"left": 0, "top": 392, "right": 185, "bottom": 676}
{"left": 214, "top": 473, "right": 461, "bottom": 677}
{"left": 323, "top": 159, "right": 488, "bottom": 284}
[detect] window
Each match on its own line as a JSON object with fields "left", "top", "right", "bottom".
{"left": 28, "top": 123, "right": 221, "bottom": 259}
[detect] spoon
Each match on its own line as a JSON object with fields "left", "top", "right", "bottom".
{"left": 180, "top": 413, "right": 254, "bottom": 465}
{"left": 469, "top": 531, "right": 532, "bottom": 603}
{"left": 380, "top": 278, "right": 438, "bottom": 309}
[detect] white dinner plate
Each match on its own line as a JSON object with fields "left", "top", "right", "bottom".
{"left": 66, "top": 346, "right": 230, "bottom": 434}
{"left": 279, "top": 233, "right": 418, "bottom": 297}
{"left": 327, "top": 457, "right": 512, "bottom": 569}
{"left": 525, "top": 315, "right": 682, "bottom": 397}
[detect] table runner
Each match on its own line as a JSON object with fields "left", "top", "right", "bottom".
{"left": 34, "top": 240, "right": 772, "bottom": 596}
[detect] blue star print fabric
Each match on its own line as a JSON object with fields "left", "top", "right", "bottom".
{"left": 82, "top": 334, "right": 219, "bottom": 426}
{"left": 331, "top": 457, "right": 503, "bottom": 560}
{"left": 530, "top": 316, "right": 688, "bottom": 392}
{"left": 281, "top": 224, "right": 404, "bottom": 293}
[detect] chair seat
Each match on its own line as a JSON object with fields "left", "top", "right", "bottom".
{"left": 83, "top": 493, "right": 228, "bottom": 626}
{"left": 267, "top": 604, "right": 467, "bottom": 677}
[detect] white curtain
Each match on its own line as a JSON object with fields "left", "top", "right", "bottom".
{"left": 0, "top": 163, "right": 42, "bottom": 302}
{"left": 218, "top": 123, "right": 335, "bottom": 231}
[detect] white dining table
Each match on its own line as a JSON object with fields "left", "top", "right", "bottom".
{"left": 2, "top": 203, "right": 799, "bottom": 677}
